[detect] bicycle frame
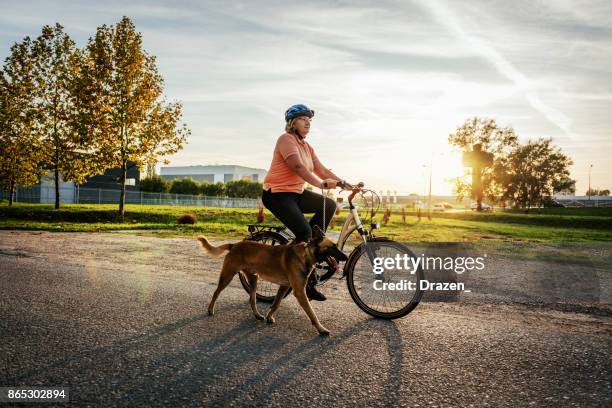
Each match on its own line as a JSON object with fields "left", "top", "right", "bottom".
{"left": 336, "top": 208, "right": 363, "bottom": 251}
{"left": 335, "top": 187, "right": 373, "bottom": 252}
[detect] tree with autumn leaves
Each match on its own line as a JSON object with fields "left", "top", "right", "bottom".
{"left": 32, "top": 24, "right": 105, "bottom": 210}
{"left": 449, "top": 117, "right": 575, "bottom": 210}
{"left": 0, "top": 37, "right": 44, "bottom": 205}
{"left": 83, "top": 17, "right": 189, "bottom": 215}
{"left": 0, "top": 17, "right": 189, "bottom": 213}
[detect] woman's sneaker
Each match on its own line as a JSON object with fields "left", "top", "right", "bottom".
{"left": 318, "top": 257, "right": 340, "bottom": 282}
{"left": 306, "top": 272, "right": 326, "bottom": 301}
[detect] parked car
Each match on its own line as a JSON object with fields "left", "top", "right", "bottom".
{"left": 470, "top": 202, "right": 492, "bottom": 211}
{"left": 542, "top": 196, "right": 565, "bottom": 208}
{"left": 432, "top": 203, "right": 446, "bottom": 211}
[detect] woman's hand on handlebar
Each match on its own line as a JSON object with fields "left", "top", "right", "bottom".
{"left": 321, "top": 179, "right": 338, "bottom": 189}
{"left": 337, "top": 180, "right": 364, "bottom": 191}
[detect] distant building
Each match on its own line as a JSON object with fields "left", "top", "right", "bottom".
{"left": 37, "top": 173, "right": 76, "bottom": 204}
{"left": 7, "top": 161, "right": 141, "bottom": 204}
{"left": 553, "top": 195, "right": 612, "bottom": 207}
{"left": 160, "top": 165, "right": 267, "bottom": 184}
{"left": 81, "top": 161, "right": 140, "bottom": 190}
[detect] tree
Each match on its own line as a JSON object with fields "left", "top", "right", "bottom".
{"left": 0, "top": 37, "right": 44, "bottom": 205}
{"left": 449, "top": 117, "right": 519, "bottom": 204}
{"left": 502, "top": 138, "right": 574, "bottom": 210}
{"left": 200, "top": 182, "right": 226, "bottom": 197}
{"left": 554, "top": 180, "right": 576, "bottom": 195}
{"left": 169, "top": 178, "right": 199, "bottom": 195}
{"left": 85, "top": 17, "right": 189, "bottom": 216}
{"left": 586, "top": 188, "right": 610, "bottom": 196}
{"left": 447, "top": 176, "right": 471, "bottom": 202}
{"left": 462, "top": 144, "right": 493, "bottom": 211}
{"left": 139, "top": 175, "right": 169, "bottom": 193}
{"left": 32, "top": 24, "right": 101, "bottom": 209}
{"left": 553, "top": 178, "right": 575, "bottom": 195}
{"left": 67, "top": 46, "right": 110, "bottom": 186}
{"left": 144, "top": 161, "right": 157, "bottom": 178}
{"left": 226, "top": 180, "right": 263, "bottom": 198}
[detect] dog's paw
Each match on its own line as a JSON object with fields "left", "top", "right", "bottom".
{"left": 208, "top": 309, "right": 214, "bottom": 316}
{"left": 254, "top": 314, "right": 265, "bottom": 321}
{"left": 265, "top": 315, "right": 276, "bottom": 324}
{"left": 318, "top": 328, "right": 331, "bottom": 337}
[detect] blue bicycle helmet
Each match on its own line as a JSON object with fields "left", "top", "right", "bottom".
{"left": 285, "top": 104, "right": 315, "bottom": 122}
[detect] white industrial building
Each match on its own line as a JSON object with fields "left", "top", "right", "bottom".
{"left": 160, "top": 165, "right": 267, "bottom": 184}
{"left": 553, "top": 195, "right": 612, "bottom": 207}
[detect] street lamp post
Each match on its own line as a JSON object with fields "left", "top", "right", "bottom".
{"left": 428, "top": 160, "right": 432, "bottom": 220}
{"left": 588, "top": 164, "right": 593, "bottom": 201}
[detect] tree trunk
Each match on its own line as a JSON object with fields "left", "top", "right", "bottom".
{"left": 8, "top": 178, "right": 15, "bottom": 206}
{"left": 54, "top": 117, "right": 60, "bottom": 209}
{"left": 526, "top": 196, "right": 532, "bottom": 213}
{"left": 54, "top": 166, "right": 60, "bottom": 209}
{"left": 119, "top": 160, "right": 127, "bottom": 217}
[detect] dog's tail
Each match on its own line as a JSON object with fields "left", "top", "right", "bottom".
{"left": 197, "top": 236, "right": 233, "bottom": 257}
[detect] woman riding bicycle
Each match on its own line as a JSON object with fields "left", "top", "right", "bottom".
{"left": 262, "top": 104, "right": 348, "bottom": 301}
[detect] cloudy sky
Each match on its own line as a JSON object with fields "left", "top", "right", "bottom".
{"left": 2, "top": 0, "right": 611, "bottom": 195}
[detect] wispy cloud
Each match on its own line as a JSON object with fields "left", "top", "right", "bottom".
{"left": 422, "top": 0, "right": 573, "bottom": 137}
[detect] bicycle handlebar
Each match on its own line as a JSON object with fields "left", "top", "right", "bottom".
{"left": 335, "top": 181, "right": 379, "bottom": 218}
{"left": 335, "top": 181, "right": 366, "bottom": 205}
{"left": 337, "top": 180, "right": 364, "bottom": 191}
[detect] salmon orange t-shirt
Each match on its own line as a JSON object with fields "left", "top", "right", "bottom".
{"left": 263, "top": 133, "right": 322, "bottom": 193}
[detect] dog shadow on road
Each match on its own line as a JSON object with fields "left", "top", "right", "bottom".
{"left": 207, "top": 317, "right": 405, "bottom": 407}
{"left": 8, "top": 304, "right": 405, "bottom": 406}
{"left": 128, "top": 313, "right": 404, "bottom": 407}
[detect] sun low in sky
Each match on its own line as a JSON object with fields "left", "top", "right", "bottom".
{"left": 2, "top": 0, "right": 610, "bottom": 195}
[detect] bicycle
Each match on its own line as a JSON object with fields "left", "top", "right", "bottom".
{"left": 239, "top": 182, "right": 424, "bottom": 319}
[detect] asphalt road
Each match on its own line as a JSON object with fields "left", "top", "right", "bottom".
{"left": 1, "top": 231, "right": 610, "bottom": 407}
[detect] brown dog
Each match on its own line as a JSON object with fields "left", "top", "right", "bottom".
{"left": 198, "top": 228, "right": 347, "bottom": 336}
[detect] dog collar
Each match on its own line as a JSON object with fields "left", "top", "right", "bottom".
{"left": 303, "top": 244, "right": 316, "bottom": 264}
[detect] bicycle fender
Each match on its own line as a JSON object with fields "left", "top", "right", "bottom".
{"left": 246, "top": 231, "right": 289, "bottom": 244}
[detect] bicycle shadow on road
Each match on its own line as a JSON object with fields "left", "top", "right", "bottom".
{"left": 8, "top": 301, "right": 405, "bottom": 406}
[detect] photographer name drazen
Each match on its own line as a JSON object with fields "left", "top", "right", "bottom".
{"left": 374, "top": 279, "right": 465, "bottom": 291}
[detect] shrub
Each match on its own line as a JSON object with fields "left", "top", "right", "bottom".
{"left": 226, "top": 180, "right": 263, "bottom": 198}
{"left": 200, "top": 182, "right": 226, "bottom": 197}
{"left": 177, "top": 213, "right": 197, "bottom": 224}
{"left": 169, "top": 178, "right": 200, "bottom": 195}
{"left": 140, "top": 176, "right": 170, "bottom": 193}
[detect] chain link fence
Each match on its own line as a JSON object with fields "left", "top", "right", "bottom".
{"left": 0, "top": 185, "right": 260, "bottom": 208}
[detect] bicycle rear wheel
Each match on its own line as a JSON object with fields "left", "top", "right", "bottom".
{"left": 345, "top": 238, "right": 424, "bottom": 319}
{"left": 239, "top": 231, "right": 292, "bottom": 302}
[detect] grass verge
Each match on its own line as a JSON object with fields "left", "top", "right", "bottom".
{"left": 1, "top": 203, "right": 611, "bottom": 242}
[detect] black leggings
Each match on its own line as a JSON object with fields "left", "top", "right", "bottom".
{"left": 262, "top": 189, "right": 336, "bottom": 243}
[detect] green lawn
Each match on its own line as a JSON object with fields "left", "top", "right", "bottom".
{"left": 1, "top": 202, "right": 611, "bottom": 242}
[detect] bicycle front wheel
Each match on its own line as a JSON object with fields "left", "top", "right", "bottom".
{"left": 345, "top": 238, "right": 424, "bottom": 319}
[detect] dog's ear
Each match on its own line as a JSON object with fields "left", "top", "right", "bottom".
{"left": 312, "top": 225, "right": 325, "bottom": 240}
